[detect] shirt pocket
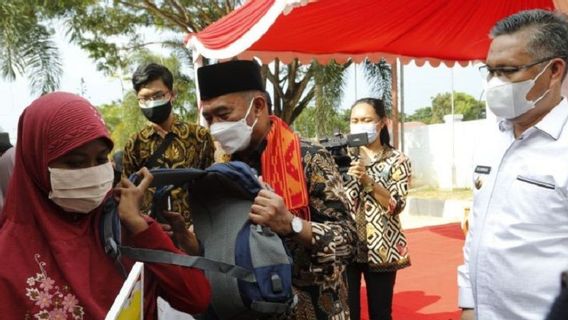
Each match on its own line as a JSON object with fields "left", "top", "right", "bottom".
{"left": 507, "top": 174, "right": 568, "bottom": 225}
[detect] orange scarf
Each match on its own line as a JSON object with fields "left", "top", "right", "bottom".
{"left": 261, "top": 116, "right": 310, "bottom": 220}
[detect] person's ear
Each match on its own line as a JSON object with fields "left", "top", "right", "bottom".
{"left": 170, "top": 90, "right": 177, "bottom": 102}
{"left": 253, "top": 95, "right": 266, "bottom": 117}
{"left": 378, "top": 117, "right": 387, "bottom": 129}
{"left": 550, "top": 59, "right": 566, "bottom": 85}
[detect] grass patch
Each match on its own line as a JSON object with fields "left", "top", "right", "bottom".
{"left": 408, "top": 187, "right": 473, "bottom": 200}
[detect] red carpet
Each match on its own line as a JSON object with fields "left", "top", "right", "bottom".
{"left": 360, "top": 223, "right": 465, "bottom": 320}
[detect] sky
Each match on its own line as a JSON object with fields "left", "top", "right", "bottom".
{"left": 339, "top": 62, "right": 485, "bottom": 112}
{"left": 0, "top": 27, "right": 486, "bottom": 144}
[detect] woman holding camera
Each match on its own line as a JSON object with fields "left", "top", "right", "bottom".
{"left": 344, "top": 97, "right": 411, "bottom": 320}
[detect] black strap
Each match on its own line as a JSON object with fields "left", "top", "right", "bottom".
{"left": 142, "top": 132, "right": 176, "bottom": 169}
{"left": 102, "top": 201, "right": 256, "bottom": 283}
{"left": 119, "top": 246, "right": 257, "bottom": 282}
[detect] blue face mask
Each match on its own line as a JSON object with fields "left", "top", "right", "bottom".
{"left": 350, "top": 123, "right": 379, "bottom": 144}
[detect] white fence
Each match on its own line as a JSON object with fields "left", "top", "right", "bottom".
{"left": 402, "top": 118, "right": 490, "bottom": 190}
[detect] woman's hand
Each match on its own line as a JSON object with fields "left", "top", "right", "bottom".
{"left": 161, "top": 211, "right": 201, "bottom": 255}
{"left": 115, "top": 167, "right": 152, "bottom": 235}
{"left": 347, "top": 160, "right": 373, "bottom": 186}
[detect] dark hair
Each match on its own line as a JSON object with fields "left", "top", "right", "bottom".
{"left": 132, "top": 63, "right": 174, "bottom": 93}
{"left": 491, "top": 9, "right": 568, "bottom": 79}
{"left": 262, "top": 91, "right": 273, "bottom": 110}
{"left": 351, "top": 97, "right": 392, "bottom": 148}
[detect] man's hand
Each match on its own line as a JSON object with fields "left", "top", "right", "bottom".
{"left": 115, "top": 167, "right": 152, "bottom": 235}
{"left": 460, "top": 309, "right": 475, "bottom": 320}
{"left": 161, "top": 211, "right": 201, "bottom": 255}
{"left": 249, "top": 189, "right": 294, "bottom": 236}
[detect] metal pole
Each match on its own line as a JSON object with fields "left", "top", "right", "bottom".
{"left": 391, "top": 59, "right": 399, "bottom": 149}
{"left": 354, "top": 63, "right": 358, "bottom": 100}
{"left": 400, "top": 62, "right": 405, "bottom": 152}
{"left": 192, "top": 49, "right": 206, "bottom": 126}
{"left": 450, "top": 67, "right": 456, "bottom": 190}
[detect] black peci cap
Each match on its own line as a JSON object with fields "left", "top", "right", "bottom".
{"left": 197, "top": 60, "right": 264, "bottom": 100}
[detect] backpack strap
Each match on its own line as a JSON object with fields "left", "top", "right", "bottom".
{"left": 100, "top": 198, "right": 257, "bottom": 283}
{"left": 119, "top": 246, "right": 257, "bottom": 283}
{"left": 251, "top": 299, "right": 295, "bottom": 314}
{"left": 142, "top": 132, "right": 176, "bottom": 169}
{"left": 101, "top": 198, "right": 127, "bottom": 278}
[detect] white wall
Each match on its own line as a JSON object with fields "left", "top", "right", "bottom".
{"left": 402, "top": 118, "right": 488, "bottom": 190}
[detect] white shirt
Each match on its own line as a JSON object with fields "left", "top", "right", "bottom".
{"left": 458, "top": 98, "right": 568, "bottom": 319}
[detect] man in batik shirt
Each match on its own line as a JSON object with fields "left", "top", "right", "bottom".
{"left": 123, "top": 63, "right": 214, "bottom": 228}
{"left": 198, "top": 60, "right": 357, "bottom": 319}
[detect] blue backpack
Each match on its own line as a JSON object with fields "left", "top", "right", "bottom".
{"left": 101, "top": 161, "right": 295, "bottom": 319}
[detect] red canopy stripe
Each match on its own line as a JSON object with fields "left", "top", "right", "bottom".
{"left": 189, "top": 0, "right": 558, "bottom": 66}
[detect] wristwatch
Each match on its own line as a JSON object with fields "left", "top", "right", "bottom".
{"left": 290, "top": 216, "right": 303, "bottom": 235}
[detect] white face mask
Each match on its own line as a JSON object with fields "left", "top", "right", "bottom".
{"left": 350, "top": 122, "right": 379, "bottom": 144}
{"left": 48, "top": 162, "right": 114, "bottom": 214}
{"left": 210, "top": 98, "right": 258, "bottom": 155}
{"left": 486, "top": 61, "right": 552, "bottom": 119}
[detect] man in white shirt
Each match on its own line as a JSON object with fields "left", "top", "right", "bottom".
{"left": 458, "top": 9, "right": 568, "bottom": 320}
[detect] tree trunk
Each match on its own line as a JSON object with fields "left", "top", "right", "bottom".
{"left": 314, "top": 82, "right": 323, "bottom": 138}
{"left": 273, "top": 58, "right": 281, "bottom": 116}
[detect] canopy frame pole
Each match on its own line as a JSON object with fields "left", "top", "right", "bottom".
{"left": 391, "top": 59, "right": 399, "bottom": 149}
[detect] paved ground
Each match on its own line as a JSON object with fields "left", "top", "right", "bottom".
{"left": 400, "top": 210, "right": 462, "bottom": 230}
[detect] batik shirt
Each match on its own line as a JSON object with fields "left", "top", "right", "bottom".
{"left": 122, "top": 117, "right": 214, "bottom": 226}
{"left": 344, "top": 148, "right": 411, "bottom": 272}
{"left": 236, "top": 140, "right": 357, "bottom": 320}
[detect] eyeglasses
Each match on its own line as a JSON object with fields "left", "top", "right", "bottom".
{"left": 479, "top": 56, "right": 560, "bottom": 80}
{"left": 137, "top": 91, "right": 170, "bottom": 103}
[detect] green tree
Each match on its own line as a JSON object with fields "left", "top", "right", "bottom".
{"left": 406, "top": 107, "right": 434, "bottom": 124}
{"left": 311, "top": 60, "right": 350, "bottom": 137}
{"left": 0, "top": 0, "right": 62, "bottom": 94}
{"left": 36, "top": 1, "right": 393, "bottom": 126}
{"left": 430, "top": 92, "right": 485, "bottom": 123}
{"left": 266, "top": 58, "right": 315, "bottom": 124}
{"left": 407, "top": 92, "right": 485, "bottom": 124}
{"left": 293, "top": 106, "right": 349, "bottom": 139}
{"left": 37, "top": 0, "right": 244, "bottom": 73}
{"left": 293, "top": 59, "right": 391, "bottom": 138}
{"left": 98, "top": 93, "right": 146, "bottom": 150}
{"left": 38, "top": 0, "right": 330, "bottom": 122}
{"left": 364, "top": 59, "right": 392, "bottom": 112}
{"left": 97, "top": 51, "right": 197, "bottom": 151}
